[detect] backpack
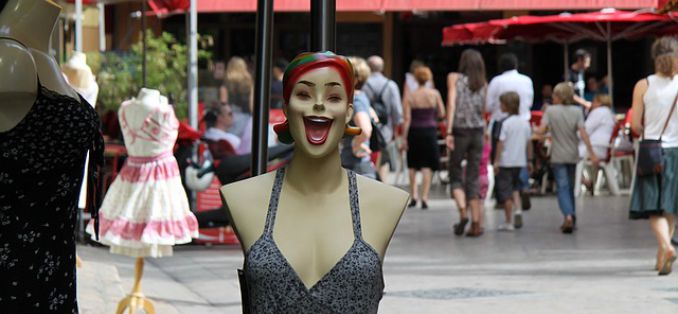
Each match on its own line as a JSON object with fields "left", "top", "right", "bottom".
{"left": 367, "top": 81, "right": 391, "bottom": 126}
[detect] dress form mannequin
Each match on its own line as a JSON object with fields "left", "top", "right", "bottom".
{"left": 85, "top": 87, "right": 196, "bottom": 314}
{"left": 221, "top": 52, "right": 408, "bottom": 311}
{"left": 117, "top": 88, "right": 163, "bottom": 314}
{"left": 0, "top": 0, "right": 78, "bottom": 97}
{"left": 63, "top": 51, "right": 99, "bottom": 106}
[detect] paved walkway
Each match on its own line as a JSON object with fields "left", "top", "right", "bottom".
{"left": 77, "top": 185, "right": 678, "bottom": 313}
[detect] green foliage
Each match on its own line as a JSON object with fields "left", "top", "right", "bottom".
{"left": 94, "top": 52, "right": 134, "bottom": 113}
{"left": 93, "top": 30, "right": 211, "bottom": 119}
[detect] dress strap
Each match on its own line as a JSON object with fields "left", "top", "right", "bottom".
{"left": 263, "top": 167, "right": 286, "bottom": 236}
{"left": 347, "top": 170, "right": 364, "bottom": 240}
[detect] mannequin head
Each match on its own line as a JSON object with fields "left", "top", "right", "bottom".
{"left": 275, "top": 51, "right": 357, "bottom": 158}
{"left": 62, "top": 52, "right": 94, "bottom": 90}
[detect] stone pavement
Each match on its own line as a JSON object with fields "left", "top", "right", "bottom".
{"left": 76, "top": 185, "right": 678, "bottom": 314}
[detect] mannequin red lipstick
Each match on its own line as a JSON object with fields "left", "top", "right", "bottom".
{"left": 303, "top": 116, "right": 334, "bottom": 145}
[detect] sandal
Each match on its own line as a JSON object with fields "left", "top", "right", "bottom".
{"left": 453, "top": 218, "right": 469, "bottom": 236}
{"left": 659, "top": 250, "right": 677, "bottom": 276}
{"left": 466, "top": 222, "right": 484, "bottom": 237}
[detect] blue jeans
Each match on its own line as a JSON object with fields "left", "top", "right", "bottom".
{"left": 552, "top": 163, "right": 576, "bottom": 217}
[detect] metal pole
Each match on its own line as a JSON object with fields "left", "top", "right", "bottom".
{"left": 606, "top": 22, "right": 614, "bottom": 107}
{"left": 252, "top": 0, "right": 273, "bottom": 176}
{"left": 98, "top": 3, "right": 105, "bottom": 52}
{"left": 563, "top": 42, "right": 569, "bottom": 81}
{"left": 75, "top": 0, "right": 83, "bottom": 52}
{"left": 141, "top": 1, "right": 147, "bottom": 87}
{"left": 311, "top": 0, "right": 336, "bottom": 51}
{"left": 188, "top": 0, "right": 198, "bottom": 130}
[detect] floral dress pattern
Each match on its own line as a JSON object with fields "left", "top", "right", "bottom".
{"left": 0, "top": 84, "right": 104, "bottom": 313}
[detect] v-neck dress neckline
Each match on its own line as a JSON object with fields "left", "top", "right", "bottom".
{"left": 242, "top": 167, "right": 384, "bottom": 314}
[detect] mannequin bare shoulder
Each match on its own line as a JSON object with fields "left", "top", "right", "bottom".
{"left": 355, "top": 176, "right": 409, "bottom": 259}
{"left": 0, "top": 39, "right": 38, "bottom": 132}
{"left": 0, "top": 39, "right": 37, "bottom": 95}
{"left": 220, "top": 171, "right": 277, "bottom": 252}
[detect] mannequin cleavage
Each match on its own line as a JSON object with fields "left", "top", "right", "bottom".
{"left": 0, "top": 42, "right": 79, "bottom": 132}
{"left": 271, "top": 173, "right": 357, "bottom": 290}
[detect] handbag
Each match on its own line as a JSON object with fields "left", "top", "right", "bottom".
{"left": 636, "top": 86, "right": 678, "bottom": 176}
{"left": 369, "top": 119, "right": 387, "bottom": 152}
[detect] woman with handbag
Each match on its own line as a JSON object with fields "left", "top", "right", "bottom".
{"left": 630, "top": 37, "right": 678, "bottom": 276}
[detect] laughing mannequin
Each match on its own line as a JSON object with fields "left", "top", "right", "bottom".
{"left": 0, "top": 0, "right": 78, "bottom": 132}
{"left": 221, "top": 52, "right": 409, "bottom": 313}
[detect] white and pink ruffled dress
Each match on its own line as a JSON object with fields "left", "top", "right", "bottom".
{"left": 87, "top": 97, "right": 198, "bottom": 257}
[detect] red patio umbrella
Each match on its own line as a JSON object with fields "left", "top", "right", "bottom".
{"left": 442, "top": 9, "right": 678, "bottom": 104}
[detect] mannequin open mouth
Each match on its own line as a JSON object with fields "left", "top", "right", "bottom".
{"left": 303, "top": 116, "right": 334, "bottom": 145}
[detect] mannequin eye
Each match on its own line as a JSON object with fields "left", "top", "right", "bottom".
{"left": 296, "top": 91, "right": 311, "bottom": 100}
{"left": 327, "top": 94, "right": 343, "bottom": 103}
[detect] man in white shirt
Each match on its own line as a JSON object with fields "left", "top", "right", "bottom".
{"left": 486, "top": 53, "right": 534, "bottom": 210}
{"left": 487, "top": 53, "right": 534, "bottom": 123}
{"left": 203, "top": 103, "right": 241, "bottom": 150}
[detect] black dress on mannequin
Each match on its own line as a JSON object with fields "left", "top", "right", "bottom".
{"left": 0, "top": 83, "right": 103, "bottom": 313}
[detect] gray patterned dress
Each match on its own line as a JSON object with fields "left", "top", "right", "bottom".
{"left": 242, "top": 168, "right": 384, "bottom": 313}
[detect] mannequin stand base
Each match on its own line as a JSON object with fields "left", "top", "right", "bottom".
{"left": 115, "top": 292, "right": 155, "bottom": 314}
{"left": 116, "top": 257, "right": 155, "bottom": 314}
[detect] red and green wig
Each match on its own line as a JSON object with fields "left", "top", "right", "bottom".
{"left": 274, "top": 51, "right": 355, "bottom": 144}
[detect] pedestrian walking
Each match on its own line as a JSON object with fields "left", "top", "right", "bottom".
{"left": 493, "top": 92, "right": 532, "bottom": 231}
{"left": 341, "top": 57, "right": 376, "bottom": 178}
{"left": 364, "top": 55, "right": 403, "bottom": 182}
{"left": 446, "top": 49, "right": 487, "bottom": 237}
{"left": 486, "top": 53, "right": 535, "bottom": 211}
{"left": 402, "top": 65, "right": 445, "bottom": 209}
{"left": 534, "top": 83, "right": 599, "bottom": 234}
{"left": 629, "top": 37, "right": 678, "bottom": 275}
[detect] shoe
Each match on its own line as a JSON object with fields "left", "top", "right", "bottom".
{"left": 520, "top": 191, "right": 531, "bottom": 211}
{"left": 498, "top": 223, "right": 515, "bottom": 232}
{"left": 659, "top": 250, "right": 677, "bottom": 276}
{"left": 466, "top": 222, "right": 484, "bottom": 237}
{"left": 421, "top": 201, "right": 428, "bottom": 210}
{"left": 453, "top": 218, "right": 469, "bottom": 236}
{"left": 514, "top": 214, "right": 523, "bottom": 229}
{"left": 573, "top": 215, "right": 578, "bottom": 230}
{"left": 408, "top": 199, "right": 417, "bottom": 208}
{"left": 561, "top": 219, "right": 574, "bottom": 234}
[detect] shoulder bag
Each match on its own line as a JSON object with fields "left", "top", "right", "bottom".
{"left": 636, "top": 81, "right": 678, "bottom": 177}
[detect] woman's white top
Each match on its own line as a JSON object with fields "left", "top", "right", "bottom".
{"left": 643, "top": 74, "right": 678, "bottom": 148}
{"left": 586, "top": 106, "right": 616, "bottom": 147}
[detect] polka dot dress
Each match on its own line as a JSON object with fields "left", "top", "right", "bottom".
{"left": 0, "top": 84, "right": 103, "bottom": 313}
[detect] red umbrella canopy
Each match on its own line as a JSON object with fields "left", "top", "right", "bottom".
{"left": 442, "top": 9, "right": 678, "bottom": 46}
